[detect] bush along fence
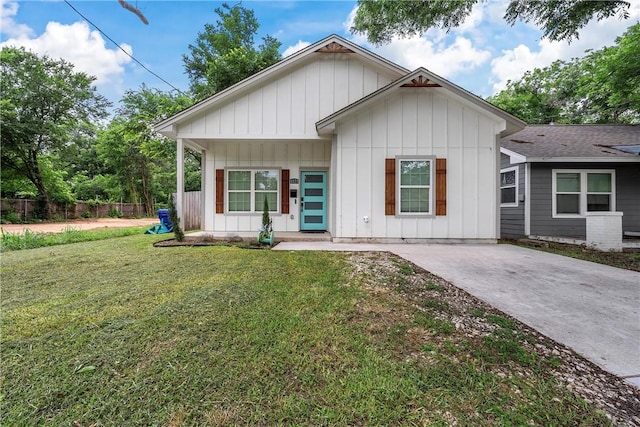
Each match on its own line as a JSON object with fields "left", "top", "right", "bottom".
{"left": 1, "top": 199, "right": 150, "bottom": 223}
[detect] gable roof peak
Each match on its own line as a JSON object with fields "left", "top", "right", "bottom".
{"left": 153, "top": 35, "right": 407, "bottom": 136}
{"left": 400, "top": 73, "right": 441, "bottom": 88}
{"left": 315, "top": 40, "right": 355, "bottom": 53}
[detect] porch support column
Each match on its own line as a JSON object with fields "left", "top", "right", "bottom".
{"left": 203, "top": 147, "right": 216, "bottom": 231}
{"left": 176, "top": 138, "right": 184, "bottom": 225}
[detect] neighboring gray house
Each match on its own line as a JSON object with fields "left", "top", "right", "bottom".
{"left": 499, "top": 125, "right": 639, "bottom": 248}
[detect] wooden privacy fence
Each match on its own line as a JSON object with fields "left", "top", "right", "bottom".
{"left": 2, "top": 194, "right": 202, "bottom": 230}
{"left": 180, "top": 191, "right": 201, "bottom": 231}
{"left": 1, "top": 199, "right": 148, "bottom": 221}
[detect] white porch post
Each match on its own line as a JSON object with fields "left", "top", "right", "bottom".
{"left": 203, "top": 146, "right": 215, "bottom": 231}
{"left": 200, "top": 149, "right": 206, "bottom": 231}
{"left": 176, "top": 138, "right": 184, "bottom": 225}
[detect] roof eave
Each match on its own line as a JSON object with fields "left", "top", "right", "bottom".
{"left": 154, "top": 34, "right": 409, "bottom": 136}
{"left": 317, "top": 67, "right": 527, "bottom": 135}
{"left": 524, "top": 156, "right": 639, "bottom": 163}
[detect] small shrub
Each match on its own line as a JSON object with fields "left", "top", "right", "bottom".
{"left": 107, "top": 205, "right": 123, "bottom": 218}
{"left": 167, "top": 196, "right": 184, "bottom": 241}
{"left": 0, "top": 210, "right": 22, "bottom": 224}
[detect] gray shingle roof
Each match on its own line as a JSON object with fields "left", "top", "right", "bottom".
{"left": 501, "top": 125, "right": 640, "bottom": 160}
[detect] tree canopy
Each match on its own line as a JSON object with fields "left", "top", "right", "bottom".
{"left": 183, "top": 3, "right": 281, "bottom": 101}
{"left": 1, "top": 2, "right": 284, "bottom": 219}
{"left": 97, "top": 85, "right": 195, "bottom": 214}
{"left": 0, "top": 47, "right": 110, "bottom": 215}
{"left": 487, "top": 23, "right": 640, "bottom": 124}
{"left": 352, "top": 0, "right": 631, "bottom": 44}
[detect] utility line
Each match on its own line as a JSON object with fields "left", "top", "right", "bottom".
{"left": 64, "top": 0, "right": 183, "bottom": 93}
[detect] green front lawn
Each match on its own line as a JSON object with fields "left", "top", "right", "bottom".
{"left": 0, "top": 235, "right": 624, "bottom": 425}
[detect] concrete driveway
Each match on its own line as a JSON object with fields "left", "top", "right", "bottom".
{"left": 274, "top": 242, "right": 640, "bottom": 386}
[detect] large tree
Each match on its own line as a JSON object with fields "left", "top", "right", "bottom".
{"left": 183, "top": 3, "right": 281, "bottom": 100}
{"left": 0, "top": 47, "right": 109, "bottom": 217}
{"left": 97, "top": 85, "right": 195, "bottom": 213}
{"left": 487, "top": 23, "right": 640, "bottom": 124}
{"left": 352, "top": 0, "right": 631, "bottom": 44}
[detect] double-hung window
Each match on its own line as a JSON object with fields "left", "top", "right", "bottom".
{"left": 227, "top": 169, "right": 279, "bottom": 213}
{"left": 397, "top": 157, "right": 434, "bottom": 215}
{"left": 552, "top": 169, "right": 615, "bottom": 217}
{"left": 500, "top": 166, "right": 518, "bottom": 207}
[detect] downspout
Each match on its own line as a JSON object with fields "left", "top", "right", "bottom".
{"left": 495, "top": 133, "right": 501, "bottom": 240}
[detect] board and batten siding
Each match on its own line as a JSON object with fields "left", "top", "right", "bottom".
{"left": 529, "top": 162, "right": 640, "bottom": 239}
{"left": 333, "top": 89, "right": 501, "bottom": 240}
{"left": 500, "top": 153, "right": 526, "bottom": 239}
{"left": 175, "top": 55, "right": 396, "bottom": 140}
{"left": 200, "top": 139, "right": 331, "bottom": 233}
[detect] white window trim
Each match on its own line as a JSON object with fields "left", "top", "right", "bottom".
{"left": 500, "top": 166, "right": 519, "bottom": 208}
{"left": 226, "top": 168, "right": 280, "bottom": 214}
{"left": 396, "top": 156, "right": 435, "bottom": 216}
{"left": 552, "top": 169, "right": 616, "bottom": 218}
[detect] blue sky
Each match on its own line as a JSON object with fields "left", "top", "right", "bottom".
{"left": 2, "top": 0, "right": 639, "bottom": 111}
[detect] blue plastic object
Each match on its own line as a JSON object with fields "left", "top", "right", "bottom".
{"left": 145, "top": 209, "right": 174, "bottom": 234}
{"left": 158, "top": 209, "right": 173, "bottom": 230}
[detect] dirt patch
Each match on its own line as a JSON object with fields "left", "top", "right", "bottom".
{"left": 0, "top": 218, "right": 158, "bottom": 235}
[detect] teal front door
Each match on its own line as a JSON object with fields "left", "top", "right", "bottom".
{"left": 300, "top": 171, "right": 327, "bottom": 231}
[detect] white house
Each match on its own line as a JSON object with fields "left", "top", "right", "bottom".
{"left": 154, "top": 35, "right": 526, "bottom": 242}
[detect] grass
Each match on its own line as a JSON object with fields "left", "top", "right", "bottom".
{"left": 506, "top": 239, "right": 640, "bottom": 272}
{"left": 0, "top": 226, "right": 152, "bottom": 252}
{"left": 0, "top": 234, "right": 617, "bottom": 425}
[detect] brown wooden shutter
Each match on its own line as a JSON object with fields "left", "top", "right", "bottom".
{"left": 435, "top": 158, "right": 447, "bottom": 216}
{"left": 281, "top": 169, "right": 290, "bottom": 214}
{"left": 385, "top": 158, "right": 396, "bottom": 215}
{"left": 215, "top": 169, "right": 224, "bottom": 214}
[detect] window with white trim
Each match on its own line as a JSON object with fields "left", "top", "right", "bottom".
{"left": 227, "top": 169, "right": 279, "bottom": 213}
{"left": 552, "top": 170, "right": 615, "bottom": 217}
{"left": 397, "top": 158, "right": 434, "bottom": 215}
{"left": 500, "top": 166, "right": 518, "bottom": 207}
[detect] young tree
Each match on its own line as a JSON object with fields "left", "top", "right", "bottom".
{"left": 352, "top": 0, "right": 630, "bottom": 44}
{"left": 0, "top": 47, "right": 109, "bottom": 217}
{"left": 183, "top": 3, "right": 281, "bottom": 100}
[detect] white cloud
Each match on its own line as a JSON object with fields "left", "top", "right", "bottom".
{"left": 1, "top": 1, "right": 33, "bottom": 38}
{"left": 489, "top": 2, "right": 640, "bottom": 93}
{"left": 343, "top": 5, "right": 490, "bottom": 78}
{"left": 282, "top": 40, "right": 311, "bottom": 57}
{"left": 0, "top": 2, "right": 132, "bottom": 89}
{"left": 455, "top": 2, "right": 486, "bottom": 33}
{"left": 374, "top": 36, "right": 491, "bottom": 78}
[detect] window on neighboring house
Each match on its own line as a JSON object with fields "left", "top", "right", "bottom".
{"left": 552, "top": 170, "right": 615, "bottom": 217}
{"left": 500, "top": 167, "right": 518, "bottom": 207}
{"left": 397, "top": 158, "right": 434, "bottom": 215}
{"left": 227, "top": 169, "right": 279, "bottom": 213}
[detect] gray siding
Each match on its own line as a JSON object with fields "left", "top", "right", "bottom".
{"left": 616, "top": 163, "right": 640, "bottom": 234}
{"left": 530, "top": 162, "right": 640, "bottom": 239}
{"left": 500, "top": 153, "right": 525, "bottom": 239}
